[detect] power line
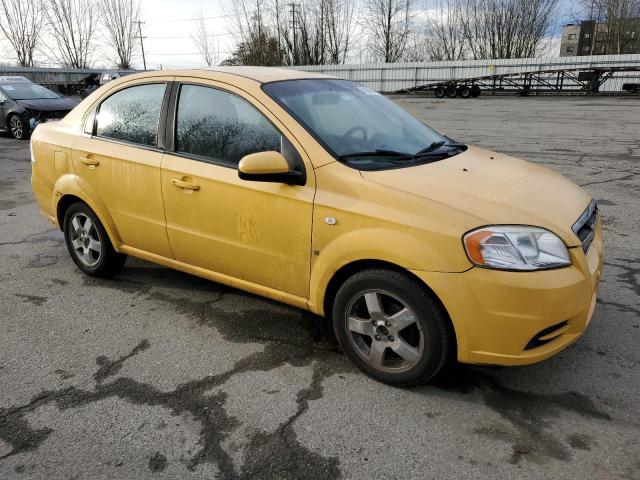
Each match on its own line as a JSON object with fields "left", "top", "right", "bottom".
{"left": 144, "top": 51, "right": 233, "bottom": 56}
{"left": 144, "top": 13, "right": 233, "bottom": 23}
{"left": 144, "top": 32, "right": 236, "bottom": 40}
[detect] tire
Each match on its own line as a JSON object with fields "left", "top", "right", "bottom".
{"left": 457, "top": 85, "right": 471, "bottom": 99}
{"left": 445, "top": 84, "right": 458, "bottom": 98}
{"left": 470, "top": 86, "right": 481, "bottom": 98}
{"left": 332, "top": 269, "right": 452, "bottom": 387}
{"left": 9, "top": 114, "right": 29, "bottom": 140}
{"left": 63, "top": 202, "right": 126, "bottom": 277}
{"left": 434, "top": 86, "right": 445, "bottom": 98}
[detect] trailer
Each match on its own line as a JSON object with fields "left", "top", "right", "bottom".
{"left": 397, "top": 65, "right": 640, "bottom": 97}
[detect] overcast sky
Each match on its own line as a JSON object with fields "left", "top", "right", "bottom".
{"left": 135, "top": 0, "right": 232, "bottom": 69}
{"left": 0, "top": 0, "right": 577, "bottom": 70}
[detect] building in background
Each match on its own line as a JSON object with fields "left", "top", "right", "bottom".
{"left": 560, "top": 19, "right": 640, "bottom": 57}
{"left": 560, "top": 24, "right": 581, "bottom": 56}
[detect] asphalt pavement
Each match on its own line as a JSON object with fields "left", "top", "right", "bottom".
{"left": 0, "top": 95, "right": 639, "bottom": 479}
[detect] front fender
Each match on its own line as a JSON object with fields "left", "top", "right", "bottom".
{"left": 53, "top": 174, "right": 123, "bottom": 249}
{"left": 308, "top": 227, "right": 471, "bottom": 315}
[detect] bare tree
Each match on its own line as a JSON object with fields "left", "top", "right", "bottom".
{"left": 459, "top": 0, "right": 559, "bottom": 60}
{"left": 0, "top": 0, "right": 43, "bottom": 66}
{"left": 191, "top": 8, "right": 220, "bottom": 67}
{"left": 424, "top": 0, "right": 466, "bottom": 60}
{"left": 101, "top": 0, "right": 139, "bottom": 69}
{"left": 224, "top": 0, "right": 358, "bottom": 66}
{"left": 269, "top": 0, "right": 330, "bottom": 65}
{"left": 224, "top": 0, "right": 285, "bottom": 65}
{"left": 42, "top": 0, "right": 97, "bottom": 68}
{"left": 296, "top": 0, "right": 330, "bottom": 64}
{"left": 604, "top": 0, "right": 640, "bottom": 54}
{"left": 325, "top": 0, "right": 357, "bottom": 63}
{"left": 362, "top": 0, "right": 413, "bottom": 62}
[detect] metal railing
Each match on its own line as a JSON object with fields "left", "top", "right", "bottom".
{"left": 289, "top": 54, "right": 640, "bottom": 93}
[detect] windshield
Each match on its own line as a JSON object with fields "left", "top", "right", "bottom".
{"left": 263, "top": 79, "right": 453, "bottom": 166}
{"left": 0, "top": 83, "right": 61, "bottom": 100}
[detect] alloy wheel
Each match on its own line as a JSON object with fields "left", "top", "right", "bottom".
{"left": 10, "top": 116, "right": 23, "bottom": 139}
{"left": 68, "top": 213, "right": 102, "bottom": 266}
{"left": 346, "top": 289, "right": 425, "bottom": 373}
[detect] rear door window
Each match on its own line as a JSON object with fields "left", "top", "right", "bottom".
{"left": 96, "top": 83, "right": 166, "bottom": 147}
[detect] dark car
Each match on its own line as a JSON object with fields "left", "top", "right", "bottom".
{"left": 80, "top": 71, "right": 134, "bottom": 99}
{"left": 0, "top": 76, "right": 77, "bottom": 140}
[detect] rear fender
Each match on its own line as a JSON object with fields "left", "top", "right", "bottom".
{"left": 53, "top": 174, "right": 123, "bottom": 249}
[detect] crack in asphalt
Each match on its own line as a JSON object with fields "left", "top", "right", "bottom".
{"left": 1, "top": 257, "right": 629, "bottom": 472}
{"left": 431, "top": 366, "right": 612, "bottom": 464}
{"left": 580, "top": 173, "right": 636, "bottom": 187}
{"left": 0, "top": 229, "right": 64, "bottom": 247}
{"left": 94, "top": 339, "right": 151, "bottom": 384}
{"left": 0, "top": 328, "right": 347, "bottom": 479}
{"left": 605, "top": 259, "right": 640, "bottom": 299}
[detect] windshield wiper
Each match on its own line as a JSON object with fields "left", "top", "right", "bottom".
{"left": 415, "top": 140, "right": 446, "bottom": 155}
{"left": 339, "top": 149, "right": 413, "bottom": 160}
{"left": 340, "top": 141, "right": 466, "bottom": 164}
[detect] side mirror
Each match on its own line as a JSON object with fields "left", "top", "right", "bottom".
{"left": 238, "top": 151, "right": 304, "bottom": 185}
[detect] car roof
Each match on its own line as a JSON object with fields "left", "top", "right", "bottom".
{"left": 120, "top": 66, "right": 335, "bottom": 85}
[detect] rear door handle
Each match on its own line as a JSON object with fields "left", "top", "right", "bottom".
{"left": 171, "top": 178, "right": 200, "bottom": 191}
{"left": 79, "top": 156, "right": 99, "bottom": 167}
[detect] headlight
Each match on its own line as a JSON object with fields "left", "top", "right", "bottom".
{"left": 463, "top": 226, "right": 571, "bottom": 271}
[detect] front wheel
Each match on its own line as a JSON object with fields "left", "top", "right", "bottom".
{"left": 63, "top": 202, "right": 126, "bottom": 277}
{"left": 332, "top": 269, "right": 452, "bottom": 386}
{"left": 9, "top": 115, "right": 29, "bottom": 140}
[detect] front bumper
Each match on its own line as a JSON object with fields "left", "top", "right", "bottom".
{"left": 412, "top": 216, "right": 604, "bottom": 366}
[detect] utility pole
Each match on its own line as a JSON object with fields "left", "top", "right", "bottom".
{"left": 288, "top": 3, "right": 298, "bottom": 66}
{"left": 135, "top": 20, "right": 147, "bottom": 71}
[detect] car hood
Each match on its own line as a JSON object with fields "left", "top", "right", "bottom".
{"left": 360, "top": 145, "right": 591, "bottom": 247}
{"left": 16, "top": 97, "right": 77, "bottom": 112}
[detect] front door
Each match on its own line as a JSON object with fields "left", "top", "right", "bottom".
{"left": 160, "top": 82, "right": 315, "bottom": 298}
{"left": 72, "top": 81, "right": 173, "bottom": 258}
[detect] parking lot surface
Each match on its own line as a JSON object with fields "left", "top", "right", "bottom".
{"left": 0, "top": 96, "right": 639, "bottom": 479}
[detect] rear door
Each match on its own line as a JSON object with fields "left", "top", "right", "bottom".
{"left": 71, "top": 80, "right": 173, "bottom": 258}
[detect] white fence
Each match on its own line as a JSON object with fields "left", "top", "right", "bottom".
{"left": 290, "top": 54, "right": 640, "bottom": 93}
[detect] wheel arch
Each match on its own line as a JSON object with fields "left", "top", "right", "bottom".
{"left": 321, "top": 259, "right": 458, "bottom": 358}
{"left": 53, "top": 176, "right": 123, "bottom": 251}
{"left": 56, "top": 194, "right": 83, "bottom": 229}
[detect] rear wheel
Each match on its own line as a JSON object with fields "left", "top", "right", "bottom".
{"left": 63, "top": 202, "right": 126, "bottom": 277}
{"left": 434, "top": 86, "right": 445, "bottom": 98}
{"left": 9, "top": 115, "right": 28, "bottom": 140}
{"left": 332, "top": 269, "right": 451, "bottom": 386}
{"left": 445, "top": 84, "right": 458, "bottom": 98}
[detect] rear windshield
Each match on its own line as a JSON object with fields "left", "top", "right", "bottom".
{"left": 0, "top": 83, "right": 60, "bottom": 100}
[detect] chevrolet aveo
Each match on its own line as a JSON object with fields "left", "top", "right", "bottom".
{"left": 30, "top": 68, "right": 603, "bottom": 386}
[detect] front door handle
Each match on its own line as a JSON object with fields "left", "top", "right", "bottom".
{"left": 171, "top": 178, "right": 200, "bottom": 191}
{"left": 79, "top": 156, "right": 100, "bottom": 167}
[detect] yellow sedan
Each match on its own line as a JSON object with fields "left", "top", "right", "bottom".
{"left": 30, "top": 68, "right": 603, "bottom": 386}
